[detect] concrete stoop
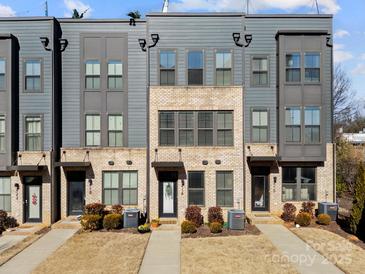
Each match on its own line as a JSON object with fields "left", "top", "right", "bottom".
{"left": 158, "top": 218, "right": 178, "bottom": 225}
{"left": 246, "top": 213, "right": 284, "bottom": 225}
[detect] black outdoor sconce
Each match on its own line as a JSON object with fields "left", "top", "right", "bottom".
{"left": 15, "top": 183, "right": 20, "bottom": 200}
{"left": 40, "top": 37, "right": 51, "bottom": 51}
{"left": 40, "top": 36, "right": 69, "bottom": 52}
{"left": 59, "top": 38, "right": 69, "bottom": 52}
{"left": 88, "top": 179, "right": 93, "bottom": 194}
{"left": 129, "top": 18, "right": 136, "bottom": 26}
{"left": 232, "top": 32, "right": 252, "bottom": 48}
{"left": 326, "top": 35, "right": 333, "bottom": 48}
{"left": 138, "top": 33, "right": 160, "bottom": 52}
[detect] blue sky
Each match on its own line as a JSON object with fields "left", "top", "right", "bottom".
{"left": 0, "top": 0, "right": 364, "bottom": 101}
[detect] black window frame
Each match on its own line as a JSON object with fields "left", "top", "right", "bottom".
{"left": 159, "top": 112, "right": 175, "bottom": 146}
{"left": 188, "top": 171, "right": 205, "bottom": 206}
{"left": 252, "top": 109, "right": 269, "bottom": 143}
{"left": 160, "top": 50, "right": 176, "bottom": 86}
{"left": 178, "top": 111, "right": 194, "bottom": 146}
{"left": 285, "top": 53, "right": 301, "bottom": 83}
{"left": 24, "top": 115, "right": 42, "bottom": 151}
{"left": 252, "top": 56, "right": 269, "bottom": 87}
{"left": 304, "top": 106, "right": 321, "bottom": 144}
{"left": 216, "top": 50, "right": 232, "bottom": 86}
{"left": 216, "top": 171, "right": 234, "bottom": 207}
{"left": 285, "top": 107, "right": 301, "bottom": 143}
{"left": 217, "top": 111, "right": 233, "bottom": 146}
{"left": 187, "top": 50, "right": 204, "bottom": 86}
{"left": 282, "top": 167, "right": 316, "bottom": 202}
{"left": 304, "top": 52, "right": 320, "bottom": 83}
{"left": 198, "top": 111, "right": 213, "bottom": 146}
{"left": 24, "top": 59, "right": 42, "bottom": 93}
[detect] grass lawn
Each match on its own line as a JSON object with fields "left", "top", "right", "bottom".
{"left": 292, "top": 227, "right": 365, "bottom": 274}
{"left": 32, "top": 231, "right": 149, "bottom": 274}
{"left": 181, "top": 235, "right": 298, "bottom": 274}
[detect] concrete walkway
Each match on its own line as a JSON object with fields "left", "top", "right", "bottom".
{"left": 0, "top": 228, "right": 78, "bottom": 274}
{"left": 139, "top": 225, "right": 180, "bottom": 274}
{"left": 256, "top": 224, "right": 344, "bottom": 274}
{"left": 0, "top": 235, "right": 27, "bottom": 253}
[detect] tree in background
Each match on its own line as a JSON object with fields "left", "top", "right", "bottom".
{"left": 349, "top": 162, "right": 365, "bottom": 235}
{"left": 127, "top": 11, "right": 141, "bottom": 19}
{"left": 72, "top": 9, "right": 88, "bottom": 19}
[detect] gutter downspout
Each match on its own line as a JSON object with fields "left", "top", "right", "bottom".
{"left": 146, "top": 21, "right": 151, "bottom": 222}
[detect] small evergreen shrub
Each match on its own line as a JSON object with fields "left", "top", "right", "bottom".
{"left": 317, "top": 214, "right": 331, "bottom": 225}
{"left": 350, "top": 163, "right": 365, "bottom": 234}
{"left": 295, "top": 212, "right": 311, "bottom": 227}
{"left": 81, "top": 214, "right": 102, "bottom": 231}
{"left": 208, "top": 207, "right": 224, "bottom": 225}
{"left": 84, "top": 203, "right": 105, "bottom": 215}
{"left": 138, "top": 224, "right": 151, "bottom": 233}
{"left": 185, "top": 206, "right": 203, "bottom": 227}
{"left": 111, "top": 204, "right": 123, "bottom": 215}
{"left": 299, "top": 201, "right": 315, "bottom": 218}
{"left": 5, "top": 216, "right": 19, "bottom": 229}
{"left": 181, "top": 220, "right": 197, "bottom": 234}
{"left": 209, "top": 222, "right": 223, "bottom": 233}
{"left": 281, "top": 203, "right": 297, "bottom": 222}
{"left": 103, "top": 213, "right": 122, "bottom": 230}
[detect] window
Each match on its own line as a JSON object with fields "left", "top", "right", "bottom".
{"left": 305, "top": 107, "right": 320, "bottom": 144}
{"left": 305, "top": 53, "right": 320, "bottom": 82}
{"left": 85, "top": 61, "right": 100, "bottom": 89}
{"left": 0, "top": 177, "right": 10, "bottom": 212}
{"left": 85, "top": 115, "right": 100, "bottom": 146}
{"left": 252, "top": 57, "right": 268, "bottom": 86}
{"left": 159, "top": 112, "right": 175, "bottom": 146}
{"left": 285, "top": 107, "right": 301, "bottom": 142}
{"left": 286, "top": 53, "right": 301, "bottom": 82}
{"left": 179, "top": 112, "right": 194, "bottom": 146}
{"left": 0, "top": 58, "right": 5, "bottom": 89}
{"left": 188, "top": 50, "right": 203, "bottom": 85}
{"left": 198, "top": 112, "right": 213, "bottom": 146}
{"left": 216, "top": 171, "right": 233, "bottom": 207}
{"left": 25, "top": 60, "right": 41, "bottom": 92}
{"left": 0, "top": 115, "right": 4, "bottom": 153}
{"left": 160, "top": 50, "right": 176, "bottom": 85}
{"left": 188, "top": 172, "right": 204, "bottom": 206}
{"left": 252, "top": 109, "right": 268, "bottom": 143}
{"left": 103, "top": 171, "right": 138, "bottom": 205}
{"left": 25, "top": 116, "right": 41, "bottom": 151}
{"left": 217, "top": 111, "right": 233, "bottom": 146}
{"left": 282, "top": 167, "right": 316, "bottom": 201}
{"left": 216, "top": 51, "right": 232, "bottom": 86}
{"left": 108, "top": 61, "right": 123, "bottom": 90}
{"left": 108, "top": 115, "right": 123, "bottom": 147}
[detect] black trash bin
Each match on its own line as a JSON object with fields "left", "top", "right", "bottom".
{"left": 123, "top": 208, "right": 140, "bottom": 228}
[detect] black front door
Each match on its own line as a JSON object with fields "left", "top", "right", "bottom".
{"left": 24, "top": 176, "right": 42, "bottom": 223}
{"left": 67, "top": 172, "right": 85, "bottom": 216}
{"left": 158, "top": 171, "right": 178, "bottom": 218}
{"left": 252, "top": 175, "right": 269, "bottom": 211}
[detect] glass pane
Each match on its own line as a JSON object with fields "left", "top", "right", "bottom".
{"left": 188, "top": 190, "right": 204, "bottom": 205}
{"left": 305, "top": 107, "right": 320, "bottom": 125}
{"left": 224, "top": 53, "right": 232, "bottom": 68}
{"left": 283, "top": 167, "right": 297, "bottom": 183}
{"left": 198, "top": 130, "right": 213, "bottom": 145}
{"left": 198, "top": 112, "right": 213, "bottom": 128}
{"left": 0, "top": 117, "right": 5, "bottom": 133}
{"left": 111, "top": 190, "right": 118, "bottom": 205}
{"left": 216, "top": 70, "right": 224, "bottom": 86}
{"left": 216, "top": 52, "right": 231, "bottom": 69}
{"left": 160, "top": 112, "right": 174, "bottom": 128}
{"left": 301, "top": 168, "right": 315, "bottom": 184}
{"left": 305, "top": 53, "right": 320, "bottom": 68}
{"left": 28, "top": 186, "right": 40, "bottom": 219}
{"left": 26, "top": 61, "right": 41, "bottom": 76}
{"left": 217, "top": 112, "right": 233, "bottom": 129}
{"left": 160, "top": 130, "right": 175, "bottom": 146}
{"left": 285, "top": 108, "right": 301, "bottom": 125}
{"left": 0, "top": 178, "right": 10, "bottom": 194}
{"left": 0, "top": 75, "right": 4, "bottom": 89}
{"left": 0, "top": 59, "right": 5, "bottom": 74}
{"left": 216, "top": 52, "right": 224, "bottom": 68}
{"left": 104, "top": 173, "right": 111, "bottom": 188}
{"left": 305, "top": 68, "right": 320, "bottom": 82}
{"left": 301, "top": 185, "right": 315, "bottom": 200}
{"left": 179, "top": 112, "right": 194, "bottom": 129}
{"left": 85, "top": 61, "right": 100, "bottom": 75}
{"left": 253, "top": 58, "right": 267, "bottom": 71}
{"left": 286, "top": 53, "right": 300, "bottom": 68}
{"left": 283, "top": 184, "right": 297, "bottom": 201}
{"left": 217, "top": 130, "right": 233, "bottom": 146}
{"left": 110, "top": 173, "right": 119, "bottom": 188}
{"left": 160, "top": 51, "right": 175, "bottom": 69}
{"left": 109, "top": 115, "right": 123, "bottom": 130}
{"left": 108, "top": 61, "right": 123, "bottom": 76}
{"left": 179, "top": 130, "right": 194, "bottom": 146}
{"left": 188, "top": 172, "right": 204, "bottom": 188}
{"left": 188, "top": 51, "right": 203, "bottom": 69}
{"left": 188, "top": 69, "right": 203, "bottom": 85}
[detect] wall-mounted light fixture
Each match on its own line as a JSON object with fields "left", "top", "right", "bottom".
{"left": 59, "top": 38, "right": 69, "bottom": 52}
{"left": 232, "top": 33, "right": 252, "bottom": 48}
{"left": 215, "top": 160, "right": 221, "bottom": 165}
{"left": 126, "top": 160, "right": 133, "bottom": 165}
{"left": 88, "top": 179, "right": 93, "bottom": 194}
{"left": 202, "top": 160, "right": 208, "bottom": 165}
{"left": 40, "top": 37, "right": 51, "bottom": 51}
{"left": 40, "top": 36, "right": 69, "bottom": 52}
{"left": 273, "top": 177, "right": 277, "bottom": 193}
{"left": 326, "top": 35, "right": 333, "bottom": 48}
{"left": 14, "top": 183, "right": 20, "bottom": 200}
{"left": 108, "top": 160, "right": 115, "bottom": 166}
{"left": 129, "top": 18, "right": 136, "bottom": 26}
{"left": 138, "top": 33, "right": 160, "bottom": 52}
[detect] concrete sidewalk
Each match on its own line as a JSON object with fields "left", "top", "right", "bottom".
{"left": 139, "top": 225, "right": 180, "bottom": 274}
{"left": 0, "top": 235, "right": 27, "bottom": 253}
{"left": 256, "top": 224, "right": 344, "bottom": 274}
{"left": 0, "top": 228, "right": 78, "bottom": 274}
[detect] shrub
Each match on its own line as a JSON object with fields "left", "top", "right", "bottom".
{"left": 210, "top": 222, "right": 223, "bottom": 233}
{"left": 208, "top": 207, "right": 224, "bottom": 225}
{"left": 103, "top": 213, "right": 122, "bottom": 230}
{"left": 317, "top": 214, "right": 331, "bottom": 225}
{"left": 80, "top": 214, "right": 102, "bottom": 231}
{"left": 5, "top": 216, "right": 19, "bottom": 229}
{"left": 299, "top": 201, "right": 315, "bottom": 218}
{"left": 185, "top": 206, "right": 203, "bottom": 227}
{"left": 84, "top": 203, "right": 105, "bottom": 215}
{"left": 281, "top": 203, "right": 297, "bottom": 222}
{"left": 295, "top": 212, "right": 311, "bottom": 227}
{"left": 350, "top": 162, "right": 365, "bottom": 234}
{"left": 0, "top": 210, "right": 8, "bottom": 233}
{"left": 138, "top": 224, "right": 151, "bottom": 233}
{"left": 111, "top": 204, "right": 123, "bottom": 215}
{"left": 181, "top": 220, "right": 197, "bottom": 234}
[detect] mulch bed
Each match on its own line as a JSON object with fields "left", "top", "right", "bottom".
{"left": 182, "top": 223, "right": 260, "bottom": 239}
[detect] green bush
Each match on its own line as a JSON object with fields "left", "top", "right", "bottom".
{"left": 111, "top": 204, "right": 123, "bottom": 215}
{"left": 103, "top": 213, "right": 122, "bottom": 230}
{"left": 84, "top": 203, "right": 105, "bottom": 215}
{"left": 0, "top": 210, "right": 8, "bottom": 233}
{"left": 81, "top": 214, "right": 102, "bottom": 231}
{"left": 185, "top": 206, "right": 203, "bottom": 227}
{"left": 295, "top": 212, "right": 311, "bottom": 227}
{"left": 350, "top": 163, "right": 365, "bottom": 234}
{"left": 208, "top": 207, "right": 224, "bottom": 225}
{"left": 281, "top": 203, "right": 297, "bottom": 222}
{"left": 138, "top": 224, "right": 151, "bottom": 233}
{"left": 209, "top": 222, "right": 223, "bottom": 233}
{"left": 317, "top": 214, "right": 331, "bottom": 225}
{"left": 181, "top": 220, "right": 197, "bottom": 234}
{"left": 299, "top": 201, "right": 315, "bottom": 218}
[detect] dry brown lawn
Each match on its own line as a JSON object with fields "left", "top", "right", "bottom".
{"left": 292, "top": 227, "right": 365, "bottom": 274}
{"left": 181, "top": 235, "right": 298, "bottom": 274}
{"left": 32, "top": 232, "right": 149, "bottom": 274}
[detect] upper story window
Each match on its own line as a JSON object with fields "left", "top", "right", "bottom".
{"left": 160, "top": 50, "right": 176, "bottom": 86}
{"left": 285, "top": 107, "right": 301, "bottom": 143}
{"left": 159, "top": 112, "right": 175, "bottom": 146}
{"left": 85, "top": 61, "right": 100, "bottom": 89}
{"left": 217, "top": 111, "right": 233, "bottom": 146}
{"left": 188, "top": 50, "right": 203, "bottom": 85}
{"left": 252, "top": 109, "right": 268, "bottom": 143}
{"left": 25, "top": 116, "right": 41, "bottom": 151}
{"left": 305, "top": 53, "right": 320, "bottom": 82}
{"left": 0, "top": 177, "right": 11, "bottom": 212}
{"left": 0, "top": 115, "right": 5, "bottom": 153}
{"left": 188, "top": 171, "right": 205, "bottom": 206}
{"left": 252, "top": 57, "right": 268, "bottom": 86}
{"left": 25, "top": 60, "right": 41, "bottom": 92}
{"left": 108, "top": 114, "right": 123, "bottom": 147}
{"left": 216, "top": 51, "right": 232, "bottom": 86}
{"left": 198, "top": 112, "right": 213, "bottom": 146}
{"left": 85, "top": 114, "right": 100, "bottom": 146}
{"left": 0, "top": 59, "right": 5, "bottom": 90}
{"left": 179, "top": 112, "right": 194, "bottom": 146}
{"left": 108, "top": 61, "right": 123, "bottom": 90}
{"left": 305, "top": 107, "right": 320, "bottom": 144}
{"left": 286, "top": 53, "right": 301, "bottom": 82}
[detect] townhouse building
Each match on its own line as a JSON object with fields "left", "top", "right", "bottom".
{"left": 0, "top": 12, "right": 334, "bottom": 225}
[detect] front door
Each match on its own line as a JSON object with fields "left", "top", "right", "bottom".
{"left": 24, "top": 176, "right": 42, "bottom": 223}
{"left": 252, "top": 175, "right": 269, "bottom": 211}
{"left": 158, "top": 171, "right": 178, "bottom": 218}
{"left": 68, "top": 181, "right": 85, "bottom": 215}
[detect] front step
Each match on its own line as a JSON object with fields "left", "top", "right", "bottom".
{"left": 158, "top": 218, "right": 178, "bottom": 225}
{"left": 246, "top": 213, "right": 284, "bottom": 225}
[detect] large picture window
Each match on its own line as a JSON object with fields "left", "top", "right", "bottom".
{"left": 282, "top": 167, "right": 316, "bottom": 201}
{"left": 159, "top": 112, "right": 175, "bottom": 146}
{"left": 160, "top": 50, "right": 176, "bottom": 86}
{"left": 0, "top": 177, "right": 10, "bottom": 212}
{"left": 0, "top": 115, "right": 5, "bottom": 153}
{"left": 252, "top": 109, "right": 268, "bottom": 143}
{"left": 85, "top": 60, "right": 100, "bottom": 89}
{"left": 286, "top": 53, "right": 301, "bottom": 82}
{"left": 216, "top": 171, "right": 233, "bottom": 207}
{"left": 25, "top": 60, "right": 41, "bottom": 92}
{"left": 305, "top": 107, "right": 320, "bottom": 144}
{"left": 108, "top": 115, "right": 123, "bottom": 147}
{"left": 103, "top": 171, "right": 138, "bottom": 205}
{"left": 108, "top": 61, "right": 123, "bottom": 90}
{"left": 188, "top": 171, "right": 204, "bottom": 206}
{"left": 85, "top": 114, "right": 100, "bottom": 146}
{"left": 217, "top": 111, "right": 233, "bottom": 146}
{"left": 25, "top": 116, "right": 42, "bottom": 151}
{"left": 305, "top": 53, "right": 320, "bottom": 82}
{"left": 285, "top": 107, "right": 301, "bottom": 142}
{"left": 252, "top": 57, "right": 268, "bottom": 86}
{"left": 216, "top": 51, "right": 232, "bottom": 86}
{"left": 188, "top": 50, "right": 203, "bottom": 85}
{"left": 179, "top": 112, "right": 194, "bottom": 146}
